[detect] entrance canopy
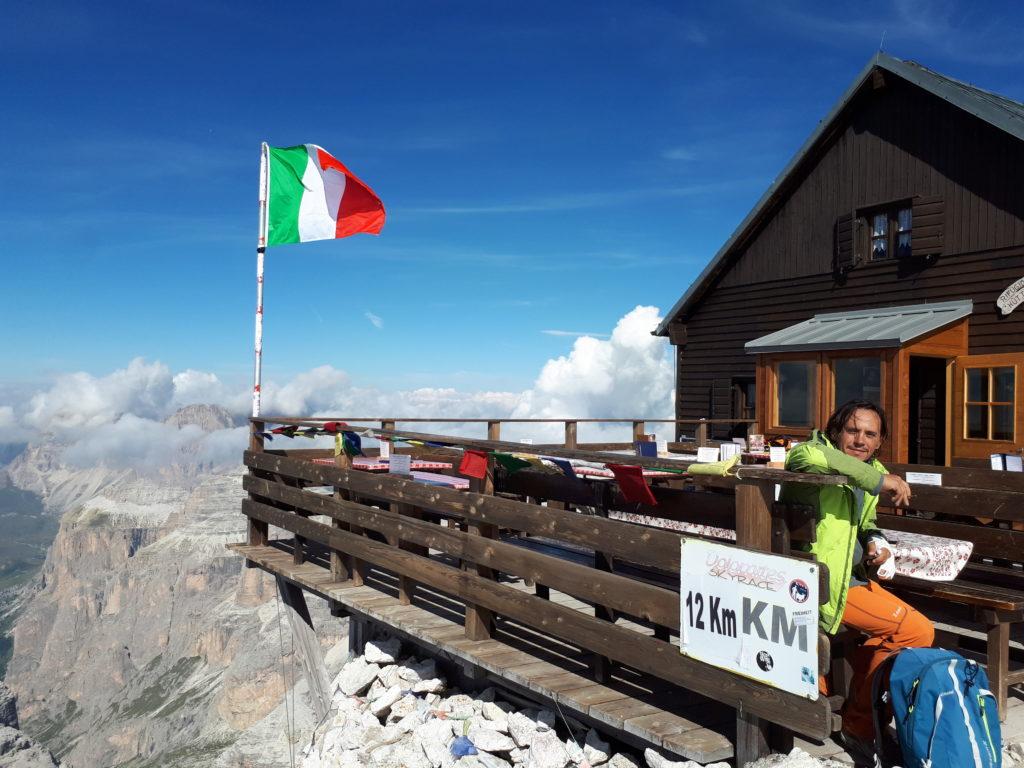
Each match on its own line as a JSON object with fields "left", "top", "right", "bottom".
{"left": 744, "top": 300, "right": 973, "bottom": 354}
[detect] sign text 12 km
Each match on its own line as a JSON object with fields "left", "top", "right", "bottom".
{"left": 679, "top": 538, "right": 819, "bottom": 700}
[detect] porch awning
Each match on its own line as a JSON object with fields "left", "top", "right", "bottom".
{"left": 744, "top": 300, "right": 972, "bottom": 354}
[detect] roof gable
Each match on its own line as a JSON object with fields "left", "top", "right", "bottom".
{"left": 655, "top": 53, "right": 1024, "bottom": 337}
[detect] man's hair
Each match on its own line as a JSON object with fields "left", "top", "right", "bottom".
{"left": 825, "top": 399, "right": 888, "bottom": 446}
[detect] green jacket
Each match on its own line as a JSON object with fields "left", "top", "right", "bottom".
{"left": 780, "top": 430, "right": 888, "bottom": 635}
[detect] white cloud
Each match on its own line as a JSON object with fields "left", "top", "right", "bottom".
{"left": 365, "top": 311, "right": 384, "bottom": 329}
{"left": 662, "top": 147, "right": 696, "bottom": 162}
{"left": 1, "top": 306, "right": 675, "bottom": 470}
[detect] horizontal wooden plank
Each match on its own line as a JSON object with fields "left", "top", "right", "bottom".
{"left": 246, "top": 451, "right": 687, "bottom": 571}
{"left": 240, "top": 500, "right": 832, "bottom": 739}
{"left": 882, "top": 485, "right": 1024, "bottom": 522}
{"left": 886, "top": 464, "right": 1024, "bottom": 494}
{"left": 243, "top": 476, "right": 681, "bottom": 627}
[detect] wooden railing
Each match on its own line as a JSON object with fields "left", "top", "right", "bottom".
{"left": 242, "top": 417, "right": 845, "bottom": 761}
{"left": 251, "top": 416, "right": 757, "bottom": 448}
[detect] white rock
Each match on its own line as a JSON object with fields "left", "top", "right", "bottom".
{"left": 475, "top": 753, "right": 514, "bottom": 768}
{"left": 440, "top": 693, "right": 476, "bottom": 720}
{"left": 365, "top": 638, "right": 402, "bottom": 664}
{"left": 607, "top": 753, "right": 641, "bottom": 768}
{"left": 387, "top": 694, "right": 421, "bottom": 722}
{"left": 472, "top": 713, "right": 510, "bottom": 734}
{"left": 378, "top": 663, "right": 402, "bottom": 688}
{"left": 367, "top": 678, "right": 388, "bottom": 702}
{"left": 414, "top": 678, "right": 447, "bottom": 694}
{"left": 370, "top": 739, "right": 431, "bottom": 768}
{"left": 335, "top": 657, "right": 381, "bottom": 696}
{"left": 527, "top": 729, "right": 570, "bottom": 768}
{"left": 583, "top": 729, "right": 610, "bottom": 766}
{"left": 483, "top": 701, "right": 510, "bottom": 723}
{"left": 469, "top": 723, "right": 516, "bottom": 752}
{"left": 565, "top": 738, "right": 584, "bottom": 764}
{"left": 396, "top": 710, "right": 427, "bottom": 733}
{"left": 509, "top": 746, "right": 527, "bottom": 764}
{"left": 369, "top": 685, "right": 405, "bottom": 718}
{"left": 507, "top": 711, "right": 540, "bottom": 748}
{"left": 399, "top": 658, "right": 439, "bottom": 683}
{"left": 415, "top": 717, "right": 453, "bottom": 767}
{"left": 643, "top": 748, "right": 701, "bottom": 768}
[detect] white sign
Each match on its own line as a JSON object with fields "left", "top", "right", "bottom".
{"left": 379, "top": 440, "right": 391, "bottom": 459}
{"left": 679, "top": 538, "right": 819, "bottom": 699}
{"left": 905, "top": 471, "right": 942, "bottom": 486}
{"left": 696, "top": 447, "right": 720, "bottom": 463}
{"left": 1008, "top": 455, "right": 1024, "bottom": 472}
{"left": 997, "top": 276, "right": 1024, "bottom": 316}
{"left": 656, "top": 439, "right": 668, "bottom": 456}
{"left": 769, "top": 446, "right": 787, "bottom": 464}
{"left": 389, "top": 454, "right": 412, "bottom": 475}
{"left": 719, "top": 443, "right": 740, "bottom": 461}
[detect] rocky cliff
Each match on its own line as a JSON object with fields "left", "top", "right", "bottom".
{"left": 3, "top": 411, "right": 346, "bottom": 767}
{"left": 0, "top": 681, "right": 61, "bottom": 768}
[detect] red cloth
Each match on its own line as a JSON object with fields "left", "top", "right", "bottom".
{"left": 606, "top": 463, "right": 657, "bottom": 506}
{"left": 459, "top": 449, "right": 489, "bottom": 479}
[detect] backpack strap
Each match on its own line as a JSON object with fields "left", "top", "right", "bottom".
{"left": 871, "top": 651, "right": 902, "bottom": 766}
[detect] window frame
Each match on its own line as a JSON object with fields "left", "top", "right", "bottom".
{"left": 861, "top": 201, "right": 913, "bottom": 262}
{"left": 953, "top": 352, "right": 1024, "bottom": 459}
{"left": 962, "top": 366, "right": 1015, "bottom": 442}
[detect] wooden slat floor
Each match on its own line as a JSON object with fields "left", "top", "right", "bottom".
{"left": 228, "top": 540, "right": 734, "bottom": 763}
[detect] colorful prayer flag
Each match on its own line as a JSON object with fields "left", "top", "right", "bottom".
{"left": 606, "top": 463, "right": 657, "bottom": 506}
{"left": 493, "top": 453, "right": 532, "bottom": 474}
{"left": 267, "top": 144, "right": 385, "bottom": 246}
{"left": 546, "top": 457, "right": 577, "bottom": 479}
{"left": 459, "top": 449, "right": 489, "bottom": 479}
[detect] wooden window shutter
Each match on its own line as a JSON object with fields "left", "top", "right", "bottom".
{"left": 911, "top": 194, "right": 944, "bottom": 257}
{"left": 834, "top": 212, "right": 858, "bottom": 272}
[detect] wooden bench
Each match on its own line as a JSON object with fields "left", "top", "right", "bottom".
{"left": 875, "top": 463, "right": 1024, "bottom": 718}
{"left": 501, "top": 461, "right": 1024, "bottom": 723}
{"left": 239, "top": 438, "right": 845, "bottom": 766}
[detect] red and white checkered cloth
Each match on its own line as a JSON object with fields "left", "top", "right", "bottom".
{"left": 311, "top": 457, "right": 453, "bottom": 471}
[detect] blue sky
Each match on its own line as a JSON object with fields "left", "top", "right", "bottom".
{"left": 4, "top": 0, "right": 1024, "bottom": 398}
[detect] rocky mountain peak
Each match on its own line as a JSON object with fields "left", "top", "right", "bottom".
{"left": 163, "top": 404, "right": 237, "bottom": 432}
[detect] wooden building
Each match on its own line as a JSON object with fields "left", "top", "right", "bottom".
{"left": 655, "top": 53, "right": 1024, "bottom": 466}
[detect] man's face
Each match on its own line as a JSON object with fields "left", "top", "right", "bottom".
{"left": 837, "top": 408, "right": 883, "bottom": 461}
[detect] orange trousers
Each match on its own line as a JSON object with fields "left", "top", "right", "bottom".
{"left": 834, "top": 580, "right": 935, "bottom": 740}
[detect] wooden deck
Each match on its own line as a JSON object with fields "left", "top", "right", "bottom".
{"left": 230, "top": 540, "right": 735, "bottom": 764}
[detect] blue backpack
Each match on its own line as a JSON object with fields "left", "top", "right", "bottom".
{"left": 874, "top": 648, "right": 1002, "bottom": 768}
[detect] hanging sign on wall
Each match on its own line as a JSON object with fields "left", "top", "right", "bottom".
{"left": 997, "top": 276, "right": 1024, "bottom": 316}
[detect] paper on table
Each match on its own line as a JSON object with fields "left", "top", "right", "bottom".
{"left": 769, "top": 446, "right": 787, "bottom": 464}
{"left": 379, "top": 440, "right": 391, "bottom": 459}
{"left": 719, "top": 443, "right": 740, "bottom": 460}
{"left": 656, "top": 439, "right": 668, "bottom": 455}
{"left": 991, "top": 454, "right": 1005, "bottom": 470}
{"left": 1007, "top": 455, "right": 1024, "bottom": 472}
{"left": 906, "top": 471, "right": 942, "bottom": 486}
{"left": 696, "top": 446, "right": 720, "bottom": 463}
{"left": 389, "top": 454, "right": 412, "bottom": 475}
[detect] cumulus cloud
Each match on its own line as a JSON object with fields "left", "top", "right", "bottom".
{"left": 1, "top": 305, "right": 674, "bottom": 470}
{"left": 365, "top": 311, "right": 384, "bottom": 329}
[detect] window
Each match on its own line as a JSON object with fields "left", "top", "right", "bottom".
{"left": 775, "top": 361, "right": 816, "bottom": 427}
{"left": 865, "top": 203, "right": 912, "bottom": 261}
{"left": 834, "top": 357, "right": 882, "bottom": 406}
{"left": 964, "top": 366, "right": 1015, "bottom": 441}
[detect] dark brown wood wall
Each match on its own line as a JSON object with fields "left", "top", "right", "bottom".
{"left": 675, "top": 72, "right": 1024, "bottom": 432}
{"left": 718, "top": 77, "right": 1024, "bottom": 287}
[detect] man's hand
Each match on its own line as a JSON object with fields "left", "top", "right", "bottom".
{"left": 865, "top": 540, "right": 894, "bottom": 579}
{"left": 881, "top": 473, "right": 912, "bottom": 507}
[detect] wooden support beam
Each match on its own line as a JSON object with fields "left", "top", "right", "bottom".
{"left": 246, "top": 420, "right": 269, "bottom": 566}
{"left": 988, "top": 619, "right": 1010, "bottom": 720}
{"left": 564, "top": 420, "right": 578, "bottom": 449}
{"left": 466, "top": 454, "right": 496, "bottom": 640}
{"left": 695, "top": 419, "right": 709, "bottom": 448}
{"left": 276, "top": 576, "right": 332, "bottom": 723}
{"left": 632, "top": 420, "right": 645, "bottom": 443}
{"left": 735, "top": 479, "right": 776, "bottom": 765}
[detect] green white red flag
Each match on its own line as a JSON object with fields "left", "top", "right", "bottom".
{"left": 265, "top": 144, "right": 385, "bottom": 246}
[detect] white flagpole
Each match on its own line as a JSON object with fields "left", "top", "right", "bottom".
{"left": 252, "top": 142, "right": 270, "bottom": 418}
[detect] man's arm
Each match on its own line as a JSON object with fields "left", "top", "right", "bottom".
{"left": 785, "top": 443, "right": 884, "bottom": 494}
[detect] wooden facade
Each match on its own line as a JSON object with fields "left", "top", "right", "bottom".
{"left": 660, "top": 55, "right": 1024, "bottom": 465}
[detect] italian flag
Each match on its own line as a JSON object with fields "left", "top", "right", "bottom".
{"left": 266, "top": 144, "right": 385, "bottom": 246}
